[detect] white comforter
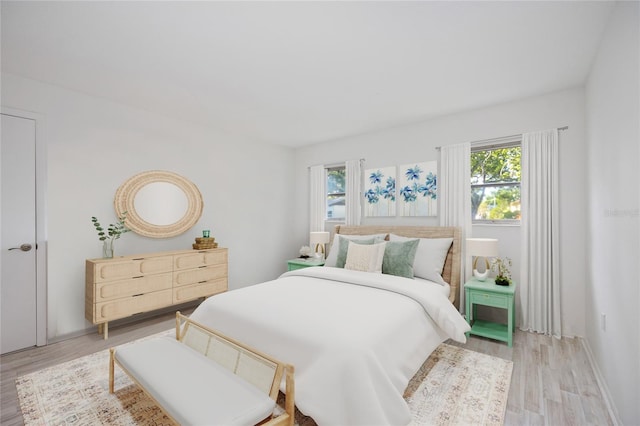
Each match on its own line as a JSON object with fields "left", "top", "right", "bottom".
{"left": 190, "top": 267, "right": 470, "bottom": 426}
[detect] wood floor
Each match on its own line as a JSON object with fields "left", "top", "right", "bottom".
{"left": 1, "top": 310, "right": 614, "bottom": 426}
{"left": 448, "top": 331, "right": 614, "bottom": 426}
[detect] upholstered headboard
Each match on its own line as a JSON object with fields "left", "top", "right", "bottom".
{"left": 334, "top": 225, "right": 462, "bottom": 309}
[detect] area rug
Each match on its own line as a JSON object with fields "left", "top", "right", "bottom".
{"left": 16, "top": 337, "right": 512, "bottom": 426}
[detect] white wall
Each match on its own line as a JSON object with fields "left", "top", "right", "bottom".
{"left": 293, "top": 87, "right": 588, "bottom": 337}
{"left": 1, "top": 73, "right": 296, "bottom": 340}
{"left": 585, "top": 2, "right": 640, "bottom": 424}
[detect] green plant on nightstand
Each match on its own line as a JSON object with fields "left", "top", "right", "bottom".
{"left": 91, "top": 212, "right": 130, "bottom": 258}
{"left": 491, "top": 257, "right": 512, "bottom": 286}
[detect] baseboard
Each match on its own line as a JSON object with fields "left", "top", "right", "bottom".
{"left": 47, "top": 300, "right": 201, "bottom": 345}
{"left": 580, "top": 338, "right": 621, "bottom": 426}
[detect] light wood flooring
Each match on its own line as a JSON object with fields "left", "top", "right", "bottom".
{"left": 448, "top": 331, "right": 614, "bottom": 426}
{"left": 1, "top": 310, "right": 614, "bottom": 426}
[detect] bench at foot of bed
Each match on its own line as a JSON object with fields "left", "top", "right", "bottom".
{"left": 109, "top": 312, "right": 295, "bottom": 426}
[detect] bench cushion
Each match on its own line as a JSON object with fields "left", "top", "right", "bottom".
{"left": 115, "top": 336, "right": 276, "bottom": 426}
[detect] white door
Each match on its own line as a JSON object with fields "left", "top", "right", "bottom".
{"left": 1, "top": 113, "right": 38, "bottom": 354}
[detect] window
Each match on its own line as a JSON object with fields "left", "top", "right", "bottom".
{"left": 326, "top": 166, "right": 345, "bottom": 220}
{"left": 471, "top": 143, "right": 521, "bottom": 223}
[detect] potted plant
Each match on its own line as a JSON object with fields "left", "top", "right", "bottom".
{"left": 491, "top": 257, "right": 512, "bottom": 286}
{"left": 91, "top": 212, "right": 130, "bottom": 258}
{"left": 299, "top": 246, "right": 313, "bottom": 259}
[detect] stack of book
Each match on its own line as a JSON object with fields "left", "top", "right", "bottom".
{"left": 192, "top": 236, "right": 218, "bottom": 250}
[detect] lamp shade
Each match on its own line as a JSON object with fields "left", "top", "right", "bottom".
{"left": 310, "top": 231, "right": 330, "bottom": 245}
{"left": 466, "top": 238, "right": 499, "bottom": 281}
{"left": 466, "top": 238, "right": 499, "bottom": 257}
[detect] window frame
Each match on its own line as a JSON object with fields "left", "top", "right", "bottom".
{"left": 325, "top": 165, "right": 346, "bottom": 222}
{"left": 471, "top": 139, "right": 522, "bottom": 225}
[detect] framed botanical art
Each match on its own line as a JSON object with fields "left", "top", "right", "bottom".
{"left": 398, "top": 161, "right": 437, "bottom": 216}
{"left": 364, "top": 167, "right": 396, "bottom": 217}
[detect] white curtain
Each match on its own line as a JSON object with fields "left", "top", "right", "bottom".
{"left": 439, "top": 142, "right": 472, "bottom": 310}
{"left": 345, "top": 159, "right": 362, "bottom": 226}
{"left": 309, "top": 165, "right": 326, "bottom": 232}
{"left": 520, "top": 129, "right": 561, "bottom": 337}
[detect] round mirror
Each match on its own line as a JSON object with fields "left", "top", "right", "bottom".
{"left": 114, "top": 170, "right": 203, "bottom": 238}
{"left": 134, "top": 182, "right": 189, "bottom": 226}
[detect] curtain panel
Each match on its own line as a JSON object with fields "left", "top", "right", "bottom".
{"left": 439, "top": 142, "right": 472, "bottom": 310}
{"left": 520, "top": 129, "right": 561, "bottom": 337}
{"left": 345, "top": 159, "right": 362, "bottom": 226}
{"left": 309, "top": 165, "right": 326, "bottom": 233}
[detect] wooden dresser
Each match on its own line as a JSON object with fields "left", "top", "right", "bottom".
{"left": 85, "top": 248, "right": 227, "bottom": 339}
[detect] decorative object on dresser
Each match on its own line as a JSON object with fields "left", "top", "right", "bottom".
{"left": 85, "top": 248, "right": 227, "bottom": 339}
{"left": 192, "top": 230, "right": 218, "bottom": 250}
{"left": 466, "top": 237, "right": 499, "bottom": 281}
{"left": 287, "top": 258, "right": 325, "bottom": 271}
{"left": 114, "top": 170, "right": 203, "bottom": 238}
{"left": 90, "top": 213, "right": 130, "bottom": 258}
{"left": 464, "top": 277, "right": 516, "bottom": 346}
{"left": 309, "top": 231, "right": 330, "bottom": 259}
{"left": 193, "top": 237, "right": 217, "bottom": 249}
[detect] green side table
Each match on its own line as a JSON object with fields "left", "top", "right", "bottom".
{"left": 465, "top": 277, "right": 516, "bottom": 347}
{"left": 287, "top": 258, "right": 325, "bottom": 271}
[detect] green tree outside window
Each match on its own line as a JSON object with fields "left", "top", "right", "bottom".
{"left": 471, "top": 146, "right": 521, "bottom": 221}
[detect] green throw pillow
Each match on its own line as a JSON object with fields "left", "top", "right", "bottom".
{"left": 382, "top": 239, "right": 420, "bottom": 278}
{"left": 336, "top": 236, "right": 376, "bottom": 268}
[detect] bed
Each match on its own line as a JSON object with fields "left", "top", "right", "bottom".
{"left": 189, "top": 225, "right": 470, "bottom": 425}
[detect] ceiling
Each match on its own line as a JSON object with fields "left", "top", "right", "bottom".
{"left": 1, "top": 1, "right": 613, "bottom": 147}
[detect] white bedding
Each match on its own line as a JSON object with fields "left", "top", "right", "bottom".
{"left": 189, "top": 267, "right": 470, "bottom": 426}
{"left": 414, "top": 276, "right": 450, "bottom": 298}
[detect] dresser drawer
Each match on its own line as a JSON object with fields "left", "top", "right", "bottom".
{"left": 470, "top": 291, "right": 508, "bottom": 308}
{"left": 94, "top": 273, "right": 173, "bottom": 302}
{"left": 92, "top": 256, "right": 174, "bottom": 283}
{"left": 173, "top": 279, "right": 227, "bottom": 304}
{"left": 174, "top": 249, "right": 227, "bottom": 270}
{"left": 173, "top": 264, "right": 227, "bottom": 287}
{"left": 86, "top": 248, "right": 229, "bottom": 339}
{"left": 95, "top": 289, "right": 173, "bottom": 322}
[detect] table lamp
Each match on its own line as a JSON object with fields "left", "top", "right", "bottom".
{"left": 310, "top": 232, "right": 330, "bottom": 259}
{"left": 466, "top": 238, "right": 499, "bottom": 281}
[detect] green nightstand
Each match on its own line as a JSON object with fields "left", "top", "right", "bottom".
{"left": 287, "top": 258, "right": 325, "bottom": 271}
{"left": 465, "top": 277, "right": 516, "bottom": 347}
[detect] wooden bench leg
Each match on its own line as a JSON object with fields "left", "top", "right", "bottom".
{"left": 109, "top": 348, "right": 115, "bottom": 393}
{"left": 285, "top": 365, "right": 295, "bottom": 426}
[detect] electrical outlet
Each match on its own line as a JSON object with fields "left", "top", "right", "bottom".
{"left": 601, "top": 313, "right": 606, "bottom": 331}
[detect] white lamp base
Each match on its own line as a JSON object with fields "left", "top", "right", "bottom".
{"left": 314, "top": 244, "right": 325, "bottom": 260}
{"left": 472, "top": 256, "right": 491, "bottom": 281}
{"left": 473, "top": 269, "right": 489, "bottom": 281}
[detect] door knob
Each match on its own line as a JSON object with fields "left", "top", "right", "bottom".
{"left": 8, "top": 243, "right": 32, "bottom": 252}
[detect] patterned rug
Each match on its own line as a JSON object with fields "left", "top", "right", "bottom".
{"left": 16, "top": 337, "right": 512, "bottom": 426}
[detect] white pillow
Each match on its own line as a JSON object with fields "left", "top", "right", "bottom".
{"left": 388, "top": 234, "right": 453, "bottom": 285}
{"left": 344, "top": 241, "right": 386, "bottom": 273}
{"left": 324, "top": 233, "right": 387, "bottom": 267}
